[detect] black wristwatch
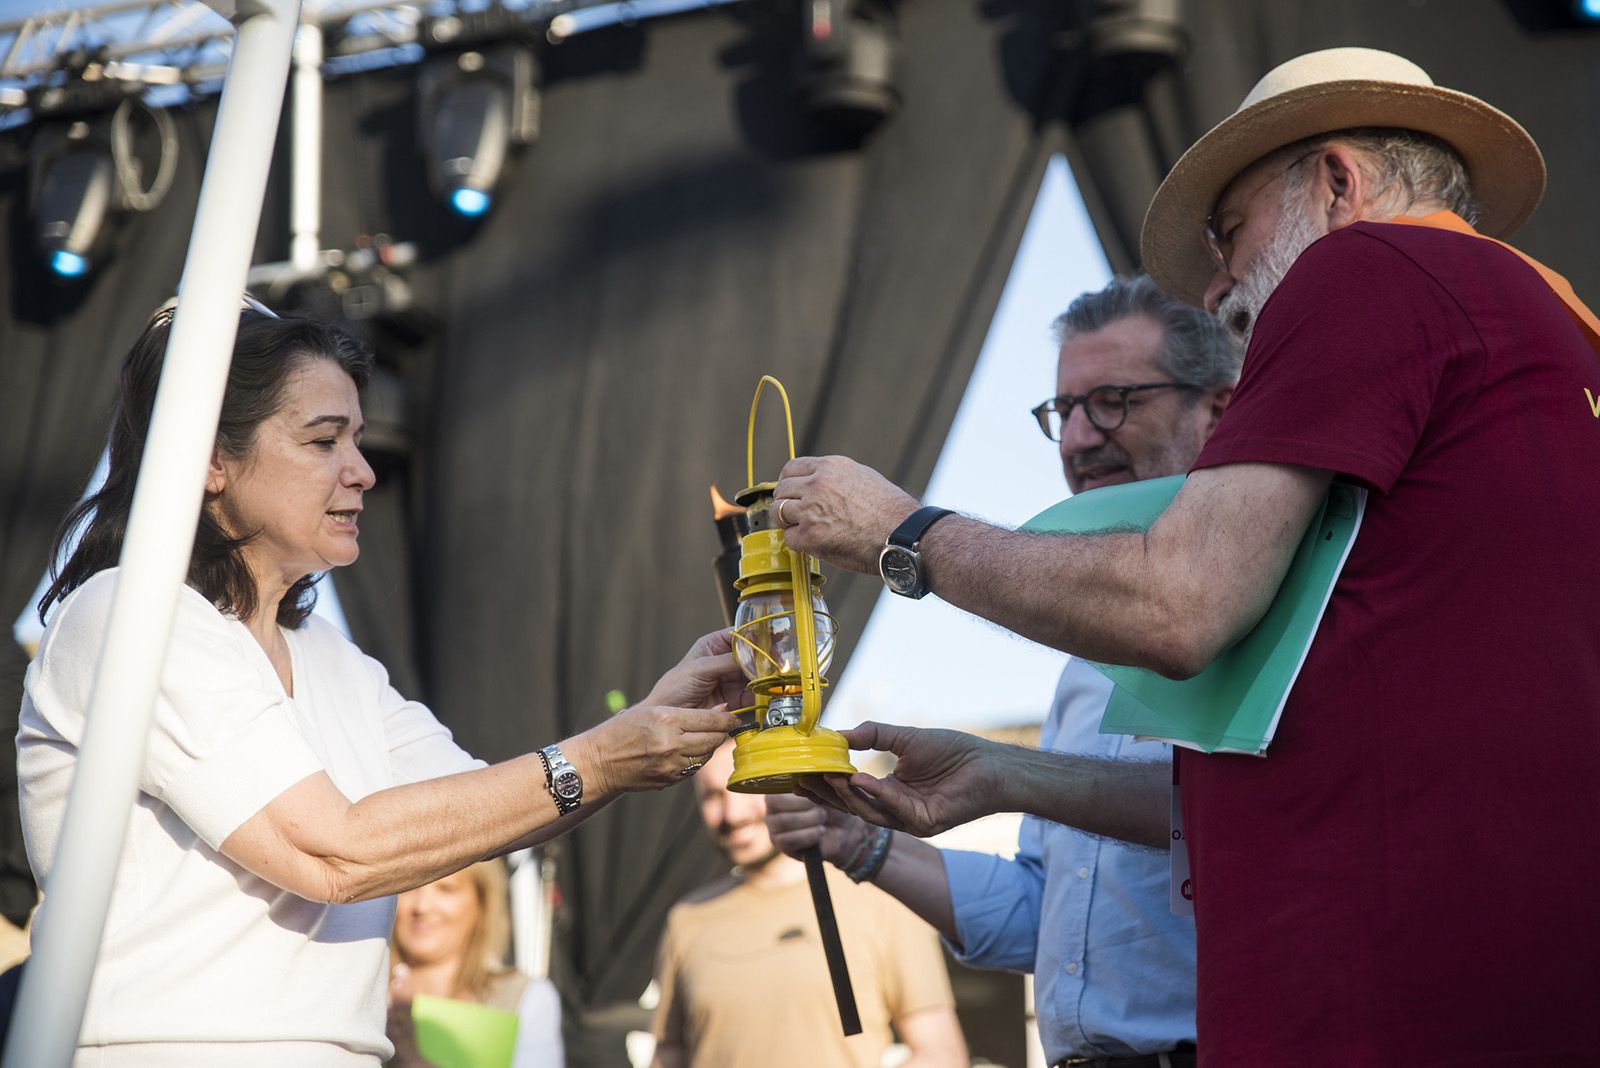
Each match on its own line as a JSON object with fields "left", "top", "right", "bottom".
{"left": 878, "top": 506, "right": 954, "bottom": 599}
{"left": 539, "top": 744, "right": 583, "bottom": 815}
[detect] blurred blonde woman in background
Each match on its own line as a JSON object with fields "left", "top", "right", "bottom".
{"left": 387, "top": 860, "right": 563, "bottom": 1067}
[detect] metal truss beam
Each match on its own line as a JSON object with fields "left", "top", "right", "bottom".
{"left": 1, "top": 0, "right": 743, "bottom": 117}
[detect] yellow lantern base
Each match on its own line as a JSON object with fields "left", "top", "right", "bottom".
{"left": 727, "top": 725, "right": 857, "bottom": 794}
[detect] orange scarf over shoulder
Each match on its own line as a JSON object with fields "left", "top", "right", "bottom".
{"left": 1389, "top": 211, "right": 1600, "bottom": 354}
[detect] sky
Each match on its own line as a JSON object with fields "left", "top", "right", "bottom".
{"left": 826, "top": 155, "right": 1110, "bottom": 731}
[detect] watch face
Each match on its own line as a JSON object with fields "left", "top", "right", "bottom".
{"left": 554, "top": 769, "right": 583, "bottom": 801}
{"left": 879, "top": 546, "right": 920, "bottom": 596}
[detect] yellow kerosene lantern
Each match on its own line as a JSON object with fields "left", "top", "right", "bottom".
{"left": 727, "top": 376, "right": 857, "bottom": 793}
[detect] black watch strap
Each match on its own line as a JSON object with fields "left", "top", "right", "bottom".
{"left": 888, "top": 506, "right": 954, "bottom": 549}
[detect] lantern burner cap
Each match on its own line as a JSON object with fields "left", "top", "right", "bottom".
{"left": 764, "top": 695, "right": 803, "bottom": 728}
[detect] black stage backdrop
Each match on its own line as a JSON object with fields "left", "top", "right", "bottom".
{"left": 0, "top": 1, "right": 1595, "bottom": 1062}
{"left": 1070, "top": 0, "right": 1600, "bottom": 277}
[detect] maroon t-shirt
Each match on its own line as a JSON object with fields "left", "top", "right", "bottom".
{"left": 1186, "top": 221, "right": 1600, "bottom": 1065}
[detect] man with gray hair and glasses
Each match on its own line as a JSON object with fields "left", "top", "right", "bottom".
{"left": 767, "top": 48, "right": 1600, "bottom": 1064}
{"left": 769, "top": 274, "right": 1238, "bottom": 1068}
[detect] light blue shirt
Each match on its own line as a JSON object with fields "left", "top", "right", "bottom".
{"left": 941, "top": 659, "right": 1196, "bottom": 1063}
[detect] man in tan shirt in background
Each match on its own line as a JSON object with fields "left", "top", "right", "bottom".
{"left": 651, "top": 740, "right": 966, "bottom": 1068}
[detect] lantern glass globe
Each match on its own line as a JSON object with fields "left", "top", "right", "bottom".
{"left": 733, "top": 588, "right": 835, "bottom": 681}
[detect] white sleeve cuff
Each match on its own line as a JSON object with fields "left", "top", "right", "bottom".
{"left": 159, "top": 704, "right": 327, "bottom": 850}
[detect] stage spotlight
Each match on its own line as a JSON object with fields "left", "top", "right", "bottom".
{"left": 34, "top": 137, "right": 116, "bottom": 280}
{"left": 449, "top": 187, "right": 492, "bottom": 217}
{"left": 51, "top": 250, "right": 91, "bottom": 278}
{"left": 418, "top": 19, "right": 540, "bottom": 219}
{"left": 1084, "top": 0, "right": 1185, "bottom": 64}
{"left": 28, "top": 74, "right": 179, "bottom": 283}
{"left": 1501, "top": 0, "right": 1600, "bottom": 30}
{"left": 794, "top": 0, "right": 899, "bottom": 133}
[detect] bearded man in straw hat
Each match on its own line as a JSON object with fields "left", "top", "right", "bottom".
{"left": 764, "top": 47, "right": 1600, "bottom": 1064}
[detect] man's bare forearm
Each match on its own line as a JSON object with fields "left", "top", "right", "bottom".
{"left": 785, "top": 461, "right": 1331, "bottom": 679}
{"left": 992, "top": 744, "right": 1172, "bottom": 848}
{"left": 869, "top": 834, "right": 959, "bottom": 941}
{"left": 917, "top": 466, "right": 1330, "bottom": 677}
{"left": 919, "top": 517, "right": 1194, "bottom": 673}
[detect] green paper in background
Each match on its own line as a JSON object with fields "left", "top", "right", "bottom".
{"left": 1019, "top": 475, "right": 1365, "bottom": 755}
{"left": 412, "top": 994, "right": 519, "bottom": 1068}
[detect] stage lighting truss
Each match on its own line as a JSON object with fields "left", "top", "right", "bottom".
{"left": 0, "top": 0, "right": 751, "bottom": 130}
{"left": 0, "top": 0, "right": 760, "bottom": 274}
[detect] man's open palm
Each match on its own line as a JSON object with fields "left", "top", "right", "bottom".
{"left": 816, "top": 721, "right": 1002, "bottom": 837}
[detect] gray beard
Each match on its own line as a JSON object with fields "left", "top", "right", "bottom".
{"left": 1217, "top": 188, "right": 1327, "bottom": 350}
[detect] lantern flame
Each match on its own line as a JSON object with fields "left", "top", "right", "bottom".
{"left": 710, "top": 484, "right": 745, "bottom": 520}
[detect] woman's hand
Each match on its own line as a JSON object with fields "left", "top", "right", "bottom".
{"left": 641, "top": 628, "right": 752, "bottom": 712}
{"left": 570, "top": 703, "right": 739, "bottom": 796}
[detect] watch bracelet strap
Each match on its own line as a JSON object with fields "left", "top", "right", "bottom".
{"left": 538, "top": 744, "right": 580, "bottom": 815}
{"left": 845, "top": 826, "right": 893, "bottom": 883}
{"left": 888, "top": 505, "right": 954, "bottom": 548}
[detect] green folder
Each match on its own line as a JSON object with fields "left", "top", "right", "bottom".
{"left": 1019, "top": 475, "right": 1366, "bottom": 755}
{"left": 412, "top": 994, "right": 520, "bottom": 1068}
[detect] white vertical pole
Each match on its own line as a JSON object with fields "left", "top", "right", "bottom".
{"left": 2, "top": 3, "right": 302, "bottom": 1065}
{"left": 289, "top": 18, "right": 322, "bottom": 273}
{"left": 507, "top": 849, "right": 556, "bottom": 980}
{"left": 536, "top": 853, "right": 555, "bottom": 979}
{"left": 508, "top": 848, "right": 539, "bottom": 974}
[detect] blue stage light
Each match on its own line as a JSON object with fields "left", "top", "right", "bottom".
{"left": 449, "top": 187, "right": 492, "bottom": 217}
{"left": 1577, "top": 0, "right": 1600, "bottom": 21}
{"left": 50, "top": 250, "right": 90, "bottom": 278}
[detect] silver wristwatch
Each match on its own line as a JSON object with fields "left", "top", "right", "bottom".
{"left": 879, "top": 506, "right": 954, "bottom": 599}
{"left": 539, "top": 744, "right": 583, "bottom": 815}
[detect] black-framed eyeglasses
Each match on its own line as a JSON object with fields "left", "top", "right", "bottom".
{"left": 1029, "top": 383, "right": 1200, "bottom": 440}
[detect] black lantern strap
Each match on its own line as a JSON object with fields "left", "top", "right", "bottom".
{"left": 802, "top": 845, "right": 862, "bottom": 1036}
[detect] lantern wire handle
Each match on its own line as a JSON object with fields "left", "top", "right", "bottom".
{"left": 747, "top": 375, "right": 824, "bottom": 735}
{"left": 746, "top": 374, "right": 797, "bottom": 486}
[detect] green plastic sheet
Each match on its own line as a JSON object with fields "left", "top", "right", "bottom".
{"left": 411, "top": 994, "right": 520, "bottom": 1068}
{"left": 1019, "top": 475, "right": 1365, "bottom": 755}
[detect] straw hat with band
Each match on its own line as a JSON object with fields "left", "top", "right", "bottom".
{"left": 1141, "top": 47, "right": 1547, "bottom": 307}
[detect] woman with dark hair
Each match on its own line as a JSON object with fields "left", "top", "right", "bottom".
{"left": 18, "top": 303, "right": 740, "bottom": 1067}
